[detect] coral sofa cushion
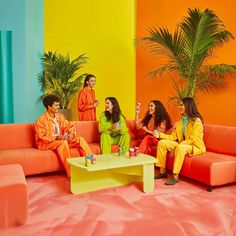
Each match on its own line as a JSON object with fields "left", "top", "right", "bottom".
{"left": 0, "top": 124, "right": 35, "bottom": 149}
{"left": 204, "top": 124, "right": 236, "bottom": 156}
{"left": 0, "top": 148, "right": 64, "bottom": 175}
{"left": 0, "top": 164, "right": 28, "bottom": 227}
{"left": 73, "top": 121, "right": 100, "bottom": 143}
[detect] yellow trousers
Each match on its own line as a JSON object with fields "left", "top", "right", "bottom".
{"left": 156, "top": 140, "right": 193, "bottom": 174}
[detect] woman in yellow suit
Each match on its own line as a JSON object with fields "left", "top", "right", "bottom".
{"left": 154, "top": 97, "right": 206, "bottom": 185}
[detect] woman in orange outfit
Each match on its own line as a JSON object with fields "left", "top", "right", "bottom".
{"left": 135, "top": 100, "right": 172, "bottom": 156}
{"left": 35, "top": 95, "right": 92, "bottom": 177}
{"left": 77, "top": 74, "right": 99, "bottom": 121}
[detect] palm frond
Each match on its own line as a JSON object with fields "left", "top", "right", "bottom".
{"left": 140, "top": 27, "right": 187, "bottom": 71}
{"left": 148, "top": 66, "right": 169, "bottom": 78}
{"left": 196, "top": 75, "right": 229, "bottom": 93}
{"left": 136, "top": 7, "right": 236, "bottom": 100}
{"left": 204, "top": 64, "right": 236, "bottom": 77}
{"left": 195, "top": 64, "right": 236, "bottom": 92}
{"left": 180, "top": 8, "right": 234, "bottom": 75}
{"left": 37, "top": 51, "right": 88, "bottom": 109}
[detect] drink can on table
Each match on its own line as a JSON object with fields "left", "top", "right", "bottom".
{"left": 85, "top": 155, "right": 92, "bottom": 166}
{"left": 134, "top": 147, "right": 140, "bottom": 156}
{"left": 129, "top": 148, "right": 135, "bottom": 158}
{"left": 118, "top": 146, "right": 125, "bottom": 156}
{"left": 91, "top": 154, "right": 96, "bottom": 164}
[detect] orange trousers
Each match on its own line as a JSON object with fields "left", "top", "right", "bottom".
{"left": 139, "top": 135, "right": 159, "bottom": 157}
{"left": 45, "top": 136, "right": 92, "bottom": 177}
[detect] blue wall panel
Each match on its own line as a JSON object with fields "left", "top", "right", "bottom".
{"left": 0, "top": 0, "right": 44, "bottom": 123}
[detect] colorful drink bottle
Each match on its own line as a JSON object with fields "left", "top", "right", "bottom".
{"left": 118, "top": 146, "right": 125, "bottom": 156}
{"left": 134, "top": 147, "right": 140, "bottom": 156}
{"left": 129, "top": 148, "right": 135, "bottom": 158}
{"left": 85, "top": 155, "right": 92, "bottom": 166}
{"left": 91, "top": 154, "right": 96, "bottom": 164}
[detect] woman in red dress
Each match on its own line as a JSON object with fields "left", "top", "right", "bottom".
{"left": 77, "top": 74, "right": 99, "bottom": 121}
{"left": 135, "top": 100, "right": 172, "bottom": 156}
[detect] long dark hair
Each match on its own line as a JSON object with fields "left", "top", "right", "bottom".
{"left": 182, "top": 97, "right": 203, "bottom": 122}
{"left": 83, "top": 74, "right": 95, "bottom": 87}
{"left": 142, "top": 100, "right": 172, "bottom": 130}
{"left": 104, "top": 97, "right": 125, "bottom": 123}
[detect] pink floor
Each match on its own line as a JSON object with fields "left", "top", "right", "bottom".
{"left": 1, "top": 172, "right": 236, "bottom": 236}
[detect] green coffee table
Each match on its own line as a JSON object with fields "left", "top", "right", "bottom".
{"left": 67, "top": 153, "right": 157, "bottom": 194}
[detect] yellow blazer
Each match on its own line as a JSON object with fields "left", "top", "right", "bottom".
{"left": 159, "top": 117, "right": 206, "bottom": 155}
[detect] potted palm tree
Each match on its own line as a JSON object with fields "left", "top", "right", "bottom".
{"left": 137, "top": 8, "right": 236, "bottom": 100}
{"left": 38, "top": 51, "right": 88, "bottom": 119}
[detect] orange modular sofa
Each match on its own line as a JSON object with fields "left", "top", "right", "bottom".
{"left": 0, "top": 120, "right": 145, "bottom": 176}
{"left": 166, "top": 124, "right": 236, "bottom": 191}
{"left": 0, "top": 121, "right": 236, "bottom": 190}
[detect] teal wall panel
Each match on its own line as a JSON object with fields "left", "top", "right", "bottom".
{"left": 0, "top": 0, "right": 44, "bottom": 123}
{"left": 0, "top": 31, "right": 14, "bottom": 123}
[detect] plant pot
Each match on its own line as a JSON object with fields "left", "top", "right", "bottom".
{"left": 59, "top": 109, "right": 73, "bottom": 121}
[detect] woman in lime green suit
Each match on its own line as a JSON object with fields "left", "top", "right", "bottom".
{"left": 99, "top": 97, "right": 130, "bottom": 154}
{"left": 154, "top": 97, "right": 206, "bottom": 185}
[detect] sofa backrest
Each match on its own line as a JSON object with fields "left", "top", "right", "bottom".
{"left": 126, "top": 119, "right": 146, "bottom": 140}
{"left": 0, "top": 123, "right": 36, "bottom": 149}
{"left": 0, "top": 119, "right": 145, "bottom": 150}
{"left": 73, "top": 121, "right": 100, "bottom": 143}
{"left": 204, "top": 124, "right": 236, "bottom": 156}
{"left": 73, "top": 119, "right": 145, "bottom": 143}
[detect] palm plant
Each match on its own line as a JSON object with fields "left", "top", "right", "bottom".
{"left": 38, "top": 51, "right": 88, "bottom": 109}
{"left": 138, "top": 8, "right": 236, "bottom": 100}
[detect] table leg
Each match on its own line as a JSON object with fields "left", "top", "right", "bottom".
{"left": 143, "top": 163, "right": 154, "bottom": 193}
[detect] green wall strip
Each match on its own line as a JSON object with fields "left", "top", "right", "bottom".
{"left": 0, "top": 31, "right": 14, "bottom": 123}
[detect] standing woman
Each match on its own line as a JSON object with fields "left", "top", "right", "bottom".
{"left": 99, "top": 97, "right": 130, "bottom": 154}
{"left": 135, "top": 100, "right": 172, "bottom": 156}
{"left": 155, "top": 97, "right": 206, "bottom": 185}
{"left": 78, "top": 74, "right": 99, "bottom": 121}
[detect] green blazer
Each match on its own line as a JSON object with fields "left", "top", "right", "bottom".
{"left": 99, "top": 112, "right": 128, "bottom": 136}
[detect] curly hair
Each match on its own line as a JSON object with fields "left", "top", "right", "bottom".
{"left": 104, "top": 97, "right": 125, "bottom": 123}
{"left": 142, "top": 100, "right": 172, "bottom": 130}
{"left": 181, "top": 97, "right": 203, "bottom": 122}
{"left": 42, "top": 94, "right": 60, "bottom": 109}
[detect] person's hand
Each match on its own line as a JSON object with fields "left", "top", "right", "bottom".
{"left": 94, "top": 100, "right": 99, "bottom": 107}
{"left": 153, "top": 131, "right": 160, "bottom": 138}
{"left": 112, "top": 122, "right": 120, "bottom": 130}
{"left": 57, "top": 135, "right": 66, "bottom": 140}
{"left": 66, "top": 133, "right": 74, "bottom": 141}
{"left": 136, "top": 102, "right": 141, "bottom": 115}
{"left": 142, "top": 126, "right": 148, "bottom": 132}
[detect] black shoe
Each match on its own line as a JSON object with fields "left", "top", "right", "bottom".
{"left": 155, "top": 172, "right": 167, "bottom": 179}
{"left": 165, "top": 176, "right": 179, "bottom": 185}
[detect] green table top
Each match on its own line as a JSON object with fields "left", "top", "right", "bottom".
{"left": 67, "top": 153, "right": 157, "bottom": 171}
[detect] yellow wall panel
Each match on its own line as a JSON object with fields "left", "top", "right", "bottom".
{"left": 45, "top": 0, "right": 136, "bottom": 120}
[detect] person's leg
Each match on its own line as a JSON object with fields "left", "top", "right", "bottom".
{"left": 46, "top": 140, "right": 71, "bottom": 177}
{"left": 116, "top": 133, "right": 130, "bottom": 152}
{"left": 69, "top": 136, "right": 92, "bottom": 156}
{"left": 173, "top": 144, "right": 193, "bottom": 175}
{"left": 155, "top": 140, "right": 179, "bottom": 178}
{"left": 139, "top": 135, "right": 158, "bottom": 155}
{"left": 100, "top": 133, "right": 113, "bottom": 154}
{"left": 165, "top": 144, "right": 193, "bottom": 185}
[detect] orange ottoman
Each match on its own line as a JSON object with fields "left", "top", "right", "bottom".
{"left": 0, "top": 164, "right": 28, "bottom": 228}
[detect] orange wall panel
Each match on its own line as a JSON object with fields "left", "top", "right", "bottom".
{"left": 136, "top": 0, "right": 236, "bottom": 126}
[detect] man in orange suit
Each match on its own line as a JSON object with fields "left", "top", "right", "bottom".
{"left": 35, "top": 94, "right": 92, "bottom": 177}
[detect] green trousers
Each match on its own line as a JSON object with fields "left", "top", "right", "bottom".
{"left": 100, "top": 133, "right": 130, "bottom": 154}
